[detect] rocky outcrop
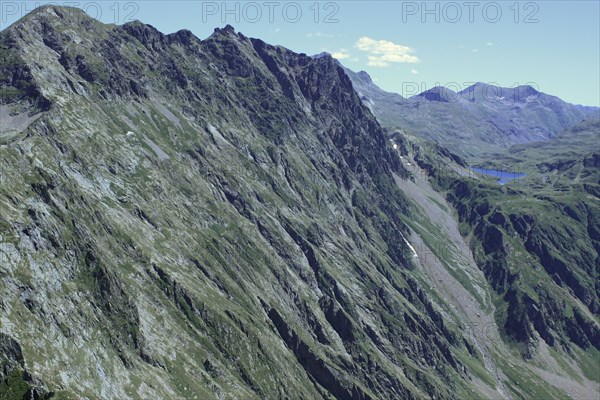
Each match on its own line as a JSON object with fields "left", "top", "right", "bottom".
{"left": 443, "top": 171, "right": 599, "bottom": 354}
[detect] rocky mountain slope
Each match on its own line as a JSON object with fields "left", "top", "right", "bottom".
{"left": 0, "top": 6, "right": 487, "bottom": 399}
{"left": 0, "top": 6, "right": 598, "bottom": 400}
{"left": 345, "top": 69, "right": 599, "bottom": 158}
{"left": 391, "top": 132, "right": 600, "bottom": 400}
{"left": 393, "top": 123, "right": 599, "bottom": 399}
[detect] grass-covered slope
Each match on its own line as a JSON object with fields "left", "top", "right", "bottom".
{"left": 406, "top": 127, "right": 599, "bottom": 367}
{"left": 0, "top": 6, "right": 493, "bottom": 399}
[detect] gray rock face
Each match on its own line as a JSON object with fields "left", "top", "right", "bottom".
{"left": 0, "top": 5, "right": 475, "bottom": 399}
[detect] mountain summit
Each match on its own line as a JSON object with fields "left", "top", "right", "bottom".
{"left": 458, "top": 82, "right": 542, "bottom": 103}
{"left": 413, "top": 86, "right": 460, "bottom": 103}
{"left": 356, "top": 70, "right": 373, "bottom": 84}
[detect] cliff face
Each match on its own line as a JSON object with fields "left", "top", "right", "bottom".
{"left": 412, "top": 123, "right": 600, "bottom": 358}
{"left": 0, "top": 6, "right": 473, "bottom": 399}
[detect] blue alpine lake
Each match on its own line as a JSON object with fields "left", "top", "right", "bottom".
{"left": 471, "top": 167, "right": 526, "bottom": 185}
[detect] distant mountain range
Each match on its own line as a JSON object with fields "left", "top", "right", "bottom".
{"left": 344, "top": 67, "right": 599, "bottom": 158}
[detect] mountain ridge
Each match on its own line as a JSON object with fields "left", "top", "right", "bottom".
{"left": 0, "top": 6, "right": 474, "bottom": 399}
{"left": 343, "top": 67, "right": 599, "bottom": 157}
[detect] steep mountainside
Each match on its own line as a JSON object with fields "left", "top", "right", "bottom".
{"left": 1, "top": 6, "right": 598, "bottom": 400}
{"left": 398, "top": 125, "right": 600, "bottom": 398}
{"left": 341, "top": 67, "right": 405, "bottom": 119}
{"left": 478, "top": 119, "right": 600, "bottom": 192}
{"left": 344, "top": 69, "right": 599, "bottom": 158}
{"left": 1, "top": 6, "right": 486, "bottom": 399}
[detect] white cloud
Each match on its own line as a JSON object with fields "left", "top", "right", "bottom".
{"left": 331, "top": 50, "right": 351, "bottom": 60}
{"left": 411, "top": 69, "right": 419, "bottom": 75}
{"left": 366, "top": 58, "right": 390, "bottom": 67}
{"left": 355, "top": 36, "right": 420, "bottom": 67}
{"left": 472, "top": 49, "right": 479, "bottom": 53}
{"left": 306, "top": 32, "right": 333, "bottom": 38}
{"left": 486, "top": 42, "right": 493, "bottom": 46}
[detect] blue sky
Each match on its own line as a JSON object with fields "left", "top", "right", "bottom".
{"left": 2, "top": 1, "right": 599, "bottom": 105}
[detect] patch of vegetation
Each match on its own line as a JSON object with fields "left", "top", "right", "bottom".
{"left": 0, "top": 368, "right": 30, "bottom": 400}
